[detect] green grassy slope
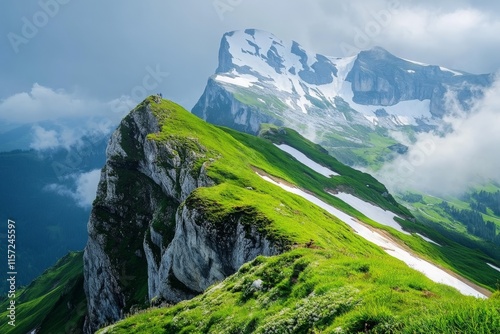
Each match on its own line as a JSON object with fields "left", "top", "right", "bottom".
{"left": 398, "top": 192, "right": 500, "bottom": 264}
{"left": 97, "top": 98, "right": 499, "bottom": 333}
{"left": 102, "top": 250, "right": 500, "bottom": 334}
{"left": 0, "top": 252, "right": 86, "bottom": 334}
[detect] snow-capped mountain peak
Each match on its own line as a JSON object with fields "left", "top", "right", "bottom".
{"left": 193, "top": 29, "right": 492, "bottom": 164}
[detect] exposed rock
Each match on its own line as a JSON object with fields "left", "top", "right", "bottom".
{"left": 83, "top": 100, "right": 282, "bottom": 333}
{"left": 192, "top": 78, "right": 280, "bottom": 135}
{"left": 153, "top": 205, "right": 279, "bottom": 302}
{"left": 251, "top": 279, "right": 264, "bottom": 290}
{"left": 345, "top": 47, "right": 491, "bottom": 117}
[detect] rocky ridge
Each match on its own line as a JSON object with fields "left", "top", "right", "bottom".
{"left": 83, "top": 99, "right": 280, "bottom": 333}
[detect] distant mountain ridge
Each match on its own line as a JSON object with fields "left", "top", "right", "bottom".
{"left": 193, "top": 29, "right": 492, "bottom": 166}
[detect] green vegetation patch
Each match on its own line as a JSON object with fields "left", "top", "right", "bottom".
{"left": 0, "top": 252, "right": 85, "bottom": 334}
{"left": 100, "top": 248, "right": 500, "bottom": 333}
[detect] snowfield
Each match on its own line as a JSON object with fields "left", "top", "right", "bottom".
{"left": 275, "top": 144, "right": 339, "bottom": 177}
{"left": 330, "top": 192, "right": 408, "bottom": 235}
{"left": 258, "top": 173, "right": 487, "bottom": 298}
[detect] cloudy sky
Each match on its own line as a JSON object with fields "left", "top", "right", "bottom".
{"left": 2, "top": 0, "right": 500, "bottom": 116}
{"left": 1, "top": 0, "right": 500, "bottom": 200}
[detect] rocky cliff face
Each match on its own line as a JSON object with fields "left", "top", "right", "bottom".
{"left": 83, "top": 100, "right": 280, "bottom": 333}
{"left": 345, "top": 47, "right": 491, "bottom": 117}
{"left": 192, "top": 78, "right": 281, "bottom": 134}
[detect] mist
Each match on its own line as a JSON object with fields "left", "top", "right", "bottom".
{"left": 44, "top": 169, "right": 101, "bottom": 208}
{"left": 377, "top": 74, "right": 500, "bottom": 195}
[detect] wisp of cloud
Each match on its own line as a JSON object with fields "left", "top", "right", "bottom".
{"left": 378, "top": 74, "right": 500, "bottom": 195}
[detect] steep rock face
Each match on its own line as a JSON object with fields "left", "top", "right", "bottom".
{"left": 192, "top": 78, "right": 280, "bottom": 135}
{"left": 83, "top": 100, "right": 281, "bottom": 333}
{"left": 345, "top": 47, "right": 491, "bottom": 117}
{"left": 155, "top": 205, "right": 278, "bottom": 301}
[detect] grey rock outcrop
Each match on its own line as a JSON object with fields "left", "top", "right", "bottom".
{"left": 345, "top": 47, "right": 492, "bottom": 117}
{"left": 192, "top": 78, "right": 280, "bottom": 135}
{"left": 83, "top": 100, "right": 281, "bottom": 333}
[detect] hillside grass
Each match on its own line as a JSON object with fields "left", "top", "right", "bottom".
{"left": 145, "top": 98, "right": 500, "bottom": 290}
{"left": 100, "top": 248, "right": 500, "bottom": 333}
{"left": 95, "top": 97, "right": 500, "bottom": 332}
{"left": 0, "top": 252, "right": 85, "bottom": 334}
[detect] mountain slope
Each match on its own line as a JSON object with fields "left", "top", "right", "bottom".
{"left": 83, "top": 96, "right": 408, "bottom": 332}
{"left": 0, "top": 252, "right": 86, "bottom": 334}
{"left": 192, "top": 29, "right": 492, "bottom": 167}
{"left": 82, "top": 96, "right": 498, "bottom": 333}
{"left": 101, "top": 247, "right": 500, "bottom": 333}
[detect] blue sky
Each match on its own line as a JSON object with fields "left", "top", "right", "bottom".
{"left": 1, "top": 0, "right": 500, "bottom": 142}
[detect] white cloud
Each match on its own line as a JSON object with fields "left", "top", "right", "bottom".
{"left": 384, "top": 7, "right": 500, "bottom": 72}
{"left": 29, "top": 124, "right": 85, "bottom": 151}
{"left": 45, "top": 169, "right": 102, "bottom": 208}
{"left": 0, "top": 83, "right": 129, "bottom": 125}
{"left": 0, "top": 83, "right": 136, "bottom": 151}
{"left": 0, "top": 84, "right": 87, "bottom": 123}
{"left": 74, "top": 169, "right": 102, "bottom": 207}
{"left": 30, "top": 125, "right": 60, "bottom": 150}
{"left": 378, "top": 74, "right": 500, "bottom": 195}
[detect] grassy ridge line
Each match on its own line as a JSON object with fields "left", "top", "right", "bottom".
{"left": 253, "top": 125, "right": 500, "bottom": 290}
{"left": 397, "top": 192, "right": 500, "bottom": 284}
{"left": 257, "top": 126, "right": 410, "bottom": 217}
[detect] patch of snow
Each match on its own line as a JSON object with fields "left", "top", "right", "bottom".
{"left": 275, "top": 144, "right": 339, "bottom": 177}
{"left": 331, "top": 192, "right": 409, "bottom": 235}
{"left": 364, "top": 115, "right": 378, "bottom": 125}
{"left": 407, "top": 70, "right": 416, "bottom": 74}
{"left": 395, "top": 115, "right": 412, "bottom": 126}
{"left": 402, "top": 57, "right": 429, "bottom": 67}
{"left": 296, "top": 95, "right": 311, "bottom": 114}
{"left": 439, "top": 67, "right": 463, "bottom": 76}
{"left": 401, "top": 58, "right": 462, "bottom": 76}
{"left": 415, "top": 233, "right": 441, "bottom": 246}
{"left": 215, "top": 74, "right": 256, "bottom": 88}
{"left": 349, "top": 97, "right": 432, "bottom": 123}
{"left": 257, "top": 173, "right": 486, "bottom": 298}
{"left": 487, "top": 263, "right": 500, "bottom": 273}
